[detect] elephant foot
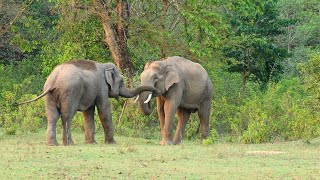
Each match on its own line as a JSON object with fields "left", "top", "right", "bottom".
{"left": 62, "top": 139, "right": 74, "bottom": 146}
{"left": 46, "top": 137, "right": 59, "bottom": 146}
{"left": 46, "top": 141, "right": 59, "bottom": 146}
{"left": 105, "top": 138, "right": 116, "bottom": 144}
{"left": 159, "top": 140, "right": 174, "bottom": 146}
{"left": 173, "top": 135, "right": 183, "bottom": 145}
{"left": 85, "top": 139, "right": 97, "bottom": 144}
{"left": 173, "top": 140, "right": 182, "bottom": 145}
{"left": 201, "top": 134, "right": 209, "bottom": 140}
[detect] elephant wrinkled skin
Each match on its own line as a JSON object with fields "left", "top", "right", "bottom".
{"left": 137, "top": 56, "right": 213, "bottom": 145}
{"left": 18, "top": 60, "right": 156, "bottom": 146}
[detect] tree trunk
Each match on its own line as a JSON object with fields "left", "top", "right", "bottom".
{"left": 92, "top": 0, "right": 135, "bottom": 78}
{"left": 116, "top": 0, "right": 135, "bottom": 77}
{"left": 160, "top": 0, "right": 168, "bottom": 58}
{"left": 241, "top": 70, "right": 250, "bottom": 93}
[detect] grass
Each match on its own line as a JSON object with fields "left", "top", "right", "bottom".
{"left": 0, "top": 128, "right": 319, "bottom": 179}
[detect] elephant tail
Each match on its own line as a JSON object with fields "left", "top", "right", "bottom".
{"left": 13, "top": 88, "right": 55, "bottom": 106}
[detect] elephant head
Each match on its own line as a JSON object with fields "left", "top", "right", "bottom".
{"left": 137, "top": 61, "right": 180, "bottom": 115}
{"left": 104, "top": 63, "right": 156, "bottom": 98}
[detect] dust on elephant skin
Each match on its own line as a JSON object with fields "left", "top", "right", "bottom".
{"left": 65, "top": 60, "right": 97, "bottom": 71}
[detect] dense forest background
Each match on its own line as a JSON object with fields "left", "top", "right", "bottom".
{"left": 0, "top": 0, "right": 319, "bottom": 144}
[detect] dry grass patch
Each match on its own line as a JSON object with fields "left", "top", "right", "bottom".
{"left": 246, "top": 151, "right": 287, "bottom": 155}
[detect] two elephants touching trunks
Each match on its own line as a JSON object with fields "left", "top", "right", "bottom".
{"left": 18, "top": 56, "right": 212, "bottom": 146}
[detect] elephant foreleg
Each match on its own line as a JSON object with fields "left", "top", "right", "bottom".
{"left": 173, "top": 108, "right": 191, "bottom": 144}
{"left": 160, "top": 100, "right": 180, "bottom": 145}
{"left": 156, "top": 97, "right": 165, "bottom": 135}
{"left": 96, "top": 99, "right": 115, "bottom": 144}
{"left": 82, "top": 106, "right": 96, "bottom": 144}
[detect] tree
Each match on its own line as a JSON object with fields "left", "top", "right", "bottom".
{"left": 276, "top": 0, "right": 320, "bottom": 77}
{"left": 70, "top": 0, "right": 135, "bottom": 77}
{"left": 223, "top": 0, "right": 288, "bottom": 90}
{"left": 0, "top": 0, "right": 32, "bottom": 64}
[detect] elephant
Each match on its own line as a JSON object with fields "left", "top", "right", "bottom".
{"left": 17, "top": 60, "right": 156, "bottom": 146}
{"left": 135, "top": 56, "right": 213, "bottom": 145}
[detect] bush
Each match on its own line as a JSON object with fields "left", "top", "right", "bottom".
{"left": 112, "top": 99, "right": 160, "bottom": 139}
{"left": 0, "top": 92, "right": 46, "bottom": 135}
{"left": 223, "top": 78, "right": 319, "bottom": 143}
{"left": 202, "top": 129, "right": 219, "bottom": 145}
{"left": 16, "top": 94, "right": 46, "bottom": 132}
{"left": 1, "top": 91, "right": 18, "bottom": 135}
{"left": 232, "top": 99, "right": 273, "bottom": 143}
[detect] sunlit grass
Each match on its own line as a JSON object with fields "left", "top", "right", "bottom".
{"left": 0, "top": 128, "right": 319, "bottom": 179}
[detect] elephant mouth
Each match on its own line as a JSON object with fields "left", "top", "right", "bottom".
{"left": 137, "top": 92, "right": 153, "bottom": 115}
{"left": 134, "top": 93, "right": 153, "bottom": 103}
{"left": 146, "top": 101, "right": 151, "bottom": 111}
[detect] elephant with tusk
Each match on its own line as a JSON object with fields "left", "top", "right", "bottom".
{"left": 16, "top": 60, "right": 156, "bottom": 146}
{"left": 136, "top": 56, "right": 213, "bottom": 145}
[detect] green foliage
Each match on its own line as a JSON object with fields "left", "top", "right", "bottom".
{"left": 277, "top": 0, "right": 320, "bottom": 77}
{"left": 236, "top": 103, "right": 273, "bottom": 144}
{"left": 202, "top": 129, "right": 219, "bottom": 146}
{"left": 111, "top": 99, "right": 160, "bottom": 139}
{"left": 16, "top": 95, "right": 46, "bottom": 133}
{"left": 181, "top": 0, "right": 228, "bottom": 58}
{"left": 0, "top": 63, "right": 45, "bottom": 134}
{"left": 40, "top": 11, "right": 110, "bottom": 75}
{"left": 298, "top": 52, "right": 320, "bottom": 99}
{"left": 1, "top": 91, "right": 18, "bottom": 135}
{"left": 0, "top": 0, "right": 319, "bottom": 144}
{"left": 225, "top": 78, "right": 319, "bottom": 143}
{"left": 1, "top": 92, "right": 46, "bottom": 135}
{"left": 224, "top": 0, "right": 288, "bottom": 84}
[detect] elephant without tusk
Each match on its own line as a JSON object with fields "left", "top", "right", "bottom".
{"left": 16, "top": 60, "right": 156, "bottom": 146}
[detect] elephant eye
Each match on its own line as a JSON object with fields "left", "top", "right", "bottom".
{"left": 154, "top": 76, "right": 158, "bottom": 81}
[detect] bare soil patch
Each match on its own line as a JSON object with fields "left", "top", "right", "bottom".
{"left": 246, "top": 151, "right": 286, "bottom": 155}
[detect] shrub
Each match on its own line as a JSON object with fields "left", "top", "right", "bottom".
{"left": 1, "top": 91, "right": 18, "bottom": 135}
{"left": 16, "top": 94, "right": 46, "bottom": 132}
{"left": 225, "top": 78, "right": 319, "bottom": 143}
{"left": 202, "top": 129, "right": 219, "bottom": 145}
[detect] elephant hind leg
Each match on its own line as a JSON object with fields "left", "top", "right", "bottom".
{"left": 45, "top": 97, "right": 60, "bottom": 146}
{"left": 61, "top": 112, "right": 76, "bottom": 146}
{"left": 60, "top": 100, "right": 78, "bottom": 146}
{"left": 197, "top": 99, "right": 212, "bottom": 140}
{"left": 173, "top": 108, "right": 191, "bottom": 145}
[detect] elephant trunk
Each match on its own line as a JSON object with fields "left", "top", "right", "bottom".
{"left": 139, "top": 91, "right": 153, "bottom": 115}
{"left": 119, "top": 85, "right": 155, "bottom": 98}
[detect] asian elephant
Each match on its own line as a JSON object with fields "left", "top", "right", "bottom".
{"left": 136, "top": 56, "right": 213, "bottom": 145}
{"left": 17, "top": 60, "right": 156, "bottom": 146}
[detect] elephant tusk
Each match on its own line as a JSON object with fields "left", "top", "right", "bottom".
{"left": 133, "top": 95, "right": 139, "bottom": 103}
{"left": 144, "top": 94, "right": 152, "bottom": 104}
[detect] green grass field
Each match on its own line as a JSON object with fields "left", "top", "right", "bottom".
{"left": 0, "top": 129, "right": 319, "bottom": 179}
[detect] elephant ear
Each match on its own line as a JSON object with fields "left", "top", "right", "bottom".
{"left": 165, "top": 67, "right": 180, "bottom": 91}
{"left": 105, "top": 68, "right": 114, "bottom": 91}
